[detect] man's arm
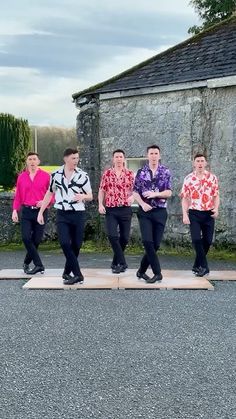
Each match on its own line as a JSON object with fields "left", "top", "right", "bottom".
{"left": 211, "top": 194, "right": 220, "bottom": 218}
{"left": 133, "top": 191, "right": 152, "bottom": 212}
{"left": 98, "top": 188, "right": 106, "bottom": 214}
{"left": 181, "top": 197, "right": 190, "bottom": 224}
{"left": 142, "top": 189, "right": 172, "bottom": 199}
{"left": 37, "top": 190, "right": 53, "bottom": 225}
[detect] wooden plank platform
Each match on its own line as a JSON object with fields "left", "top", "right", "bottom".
{"left": 18, "top": 269, "right": 215, "bottom": 290}
{"left": 118, "top": 269, "right": 214, "bottom": 290}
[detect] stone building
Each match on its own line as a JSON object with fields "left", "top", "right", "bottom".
{"left": 72, "top": 16, "right": 236, "bottom": 246}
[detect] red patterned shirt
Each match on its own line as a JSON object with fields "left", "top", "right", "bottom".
{"left": 180, "top": 170, "right": 219, "bottom": 211}
{"left": 99, "top": 168, "right": 134, "bottom": 207}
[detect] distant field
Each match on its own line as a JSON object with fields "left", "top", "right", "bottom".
{"left": 39, "top": 166, "right": 59, "bottom": 173}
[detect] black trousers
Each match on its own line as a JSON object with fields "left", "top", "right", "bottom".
{"left": 189, "top": 209, "right": 215, "bottom": 269}
{"left": 56, "top": 210, "right": 86, "bottom": 276}
{"left": 105, "top": 206, "right": 132, "bottom": 266}
{"left": 137, "top": 207, "right": 167, "bottom": 275}
{"left": 21, "top": 206, "right": 48, "bottom": 267}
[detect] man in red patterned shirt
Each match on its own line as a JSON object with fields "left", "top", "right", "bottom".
{"left": 98, "top": 149, "right": 134, "bottom": 274}
{"left": 181, "top": 153, "right": 220, "bottom": 277}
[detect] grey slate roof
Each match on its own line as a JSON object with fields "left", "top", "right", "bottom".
{"left": 72, "top": 16, "right": 236, "bottom": 99}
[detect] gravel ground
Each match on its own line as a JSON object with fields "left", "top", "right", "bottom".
{"left": 0, "top": 250, "right": 236, "bottom": 419}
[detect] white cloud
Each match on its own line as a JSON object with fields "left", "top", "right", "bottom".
{"left": 0, "top": 0, "right": 199, "bottom": 126}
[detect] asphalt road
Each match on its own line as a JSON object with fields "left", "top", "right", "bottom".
{"left": 0, "top": 250, "right": 236, "bottom": 419}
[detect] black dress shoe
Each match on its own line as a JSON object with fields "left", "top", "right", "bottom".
{"left": 192, "top": 266, "right": 199, "bottom": 275}
{"left": 63, "top": 274, "right": 84, "bottom": 285}
{"left": 112, "top": 265, "right": 121, "bottom": 274}
{"left": 23, "top": 263, "right": 30, "bottom": 274}
{"left": 120, "top": 264, "right": 128, "bottom": 272}
{"left": 195, "top": 267, "right": 209, "bottom": 277}
{"left": 136, "top": 270, "right": 151, "bottom": 281}
{"left": 27, "top": 266, "right": 45, "bottom": 275}
{"left": 62, "top": 273, "right": 73, "bottom": 281}
{"left": 146, "top": 273, "right": 163, "bottom": 283}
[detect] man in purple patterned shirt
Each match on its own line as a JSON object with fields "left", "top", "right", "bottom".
{"left": 133, "top": 145, "right": 172, "bottom": 283}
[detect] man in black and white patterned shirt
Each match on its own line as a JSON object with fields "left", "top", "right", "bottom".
{"left": 38, "top": 148, "right": 93, "bottom": 285}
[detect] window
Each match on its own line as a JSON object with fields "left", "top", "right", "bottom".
{"left": 126, "top": 158, "right": 146, "bottom": 174}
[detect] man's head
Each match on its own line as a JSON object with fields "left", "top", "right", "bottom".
{"left": 112, "top": 149, "right": 125, "bottom": 167}
{"left": 193, "top": 153, "right": 207, "bottom": 172}
{"left": 26, "top": 152, "right": 40, "bottom": 171}
{"left": 63, "top": 147, "right": 79, "bottom": 169}
{"left": 146, "top": 145, "right": 161, "bottom": 166}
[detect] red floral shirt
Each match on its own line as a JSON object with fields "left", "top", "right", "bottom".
{"left": 99, "top": 168, "right": 134, "bottom": 207}
{"left": 181, "top": 170, "right": 219, "bottom": 211}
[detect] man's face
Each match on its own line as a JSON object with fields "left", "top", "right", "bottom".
{"left": 64, "top": 153, "right": 79, "bottom": 169}
{"left": 193, "top": 156, "right": 207, "bottom": 171}
{"left": 147, "top": 148, "right": 160, "bottom": 165}
{"left": 26, "top": 154, "right": 40, "bottom": 170}
{"left": 113, "top": 152, "right": 125, "bottom": 167}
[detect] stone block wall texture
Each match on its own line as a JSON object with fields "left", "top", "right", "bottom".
{"left": 0, "top": 193, "right": 57, "bottom": 244}
{"left": 77, "top": 86, "right": 236, "bottom": 246}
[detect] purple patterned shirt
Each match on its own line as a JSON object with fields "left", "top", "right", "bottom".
{"left": 133, "top": 164, "right": 172, "bottom": 208}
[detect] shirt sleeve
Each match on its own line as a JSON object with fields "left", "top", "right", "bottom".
{"left": 180, "top": 177, "right": 190, "bottom": 198}
{"left": 133, "top": 169, "right": 142, "bottom": 193}
{"left": 12, "top": 173, "right": 22, "bottom": 210}
{"left": 165, "top": 169, "right": 172, "bottom": 190}
{"left": 49, "top": 173, "right": 56, "bottom": 193}
{"left": 99, "top": 171, "right": 107, "bottom": 191}
{"left": 83, "top": 175, "right": 92, "bottom": 194}
{"left": 212, "top": 175, "right": 219, "bottom": 196}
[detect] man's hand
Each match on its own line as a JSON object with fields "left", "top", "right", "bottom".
{"left": 12, "top": 210, "right": 18, "bottom": 223}
{"left": 183, "top": 214, "right": 190, "bottom": 224}
{"left": 73, "top": 193, "right": 85, "bottom": 202}
{"left": 37, "top": 213, "right": 45, "bottom": 225}
{"left": 98, "top": 204, "right": 106, "bottom": 214}
{"left": 142, "top": 191, "right": 157, "bottom": 199}
{"left": 211, "top": 208, "right": 219, "bottom": 218}
{"left": 141, "top": 202, "right": 152, "bottom": 212}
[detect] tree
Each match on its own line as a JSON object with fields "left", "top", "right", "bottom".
{"left": 188, "top": 0, "right": 236, "bottom": 34}
{"left": 30, "top": 126, "right": 78, "bottom": 165}
{"left": 0, "top": 113, "right": 31, "bottom": 189}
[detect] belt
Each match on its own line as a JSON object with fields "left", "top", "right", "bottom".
{"left": 23, "top": 205, "right": 39, "bottom": 210}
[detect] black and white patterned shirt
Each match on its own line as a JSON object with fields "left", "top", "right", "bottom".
{"left": 50, "top": 166, "right": 92, "bottom": 211}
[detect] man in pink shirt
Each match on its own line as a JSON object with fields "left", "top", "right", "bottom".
{"left": 181, "top": 153, "right": 220, "bottom": 277}
{"left": 12, "top": 152, "right": 51, "bottom": 274}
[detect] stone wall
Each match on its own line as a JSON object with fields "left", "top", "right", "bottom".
{"left": 76, "top": 85, "right": 236, "bottom": 246}
{"left": 0, "top": 193, "right": 58, "bottom": 244}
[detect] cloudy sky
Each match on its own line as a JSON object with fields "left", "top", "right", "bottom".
{"left": 0, "top": 0, "right": 199, "bottom": 127}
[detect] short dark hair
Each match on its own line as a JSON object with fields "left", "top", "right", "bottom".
{"left": 193, "top": 153, "right": 207, "bottom": 161}
{"left": 27, "top": 151, "right": 39, "bottom": 158}
{"left": 63, "top": 147, "right": 79, "bottom": 157}
{"left": 147, "top": 145, "right": 160, "bottom": 152}
{"left": 113, "top": 149, "right": 125, "bottom": 156}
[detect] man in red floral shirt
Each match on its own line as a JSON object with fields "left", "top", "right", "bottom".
{"left": 98, "top": 149, "right": 134, "bottom": 274}
{"left": 181, "top": 153, "right": 220, "bottom": 277}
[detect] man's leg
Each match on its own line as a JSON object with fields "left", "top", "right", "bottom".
{"left": 138, "top": 210, "right": 161, "bottom": 275}
{"left": 21, "top": 208, "right": 44, "bottom": 268}
{"left": 201, "top": 212, "right": 215, "bottom": 270}
{"left": 113, "top": 207, "right": 132, "bottom": 268}
{"left": 57, "top": 211, "right": 81, "bottom": 277}
{"left": 189, "top": 210, "right": 208, "bottom": 270}
{"left": 27, "top": 210, "right": 48, "bottom": 266}
{"left": 63, "top": 212, "right": 85, "bottom": 275}
{"left": 106, "top": 208, "right": 126, "bottom": 268}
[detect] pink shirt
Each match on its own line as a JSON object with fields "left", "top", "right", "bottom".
{"left": 13, "top": 169, "right": 50, "bottom": 211}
